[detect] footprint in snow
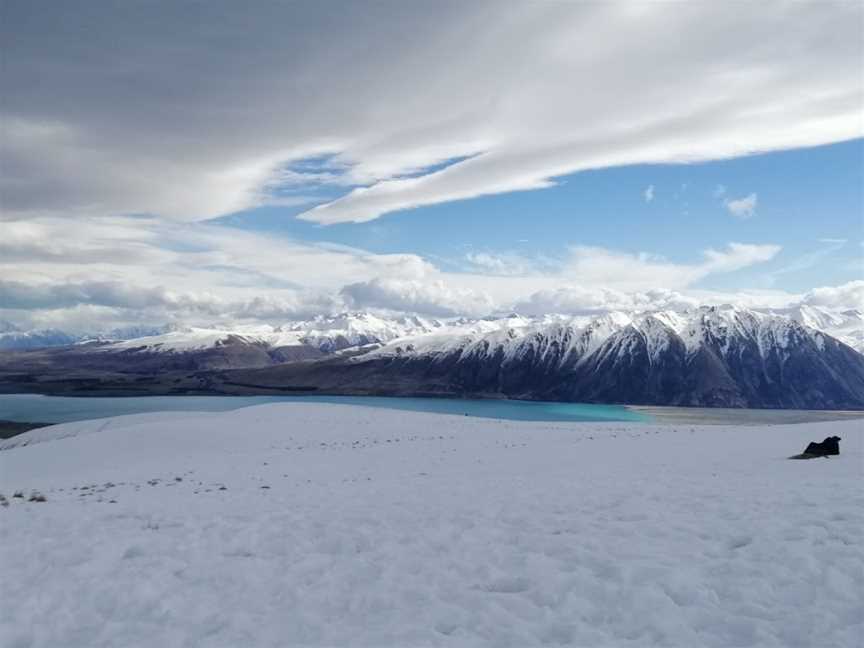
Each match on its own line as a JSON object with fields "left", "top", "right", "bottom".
{"left": 480, "top": 576, "right": 532, "bottom": 594}
{"left": 727, "top": 535, "right": 753, "bottom": 550}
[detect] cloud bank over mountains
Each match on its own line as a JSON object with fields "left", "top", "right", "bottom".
{"left": 2, "top": 271, "right": 861, "bottom": 334}
{"left": 1, "top": 211, "right": 811, "bottom": 330}
{"left": 2, "top": 208, "right": 861, "bottom": 331}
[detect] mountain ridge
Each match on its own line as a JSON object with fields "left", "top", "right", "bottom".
{"left": 1, "top": 307, "right": 862, "bottom": 409}
{"left": 3, "top": 305, "right": 861, "bottom": 354}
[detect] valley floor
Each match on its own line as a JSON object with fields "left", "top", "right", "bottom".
{"left": 1, "top": 405, "right": 862, "bottom": 647}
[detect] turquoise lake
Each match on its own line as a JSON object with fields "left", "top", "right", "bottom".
{"left": 0, "top": 393, "right": 649, "bottom": 425}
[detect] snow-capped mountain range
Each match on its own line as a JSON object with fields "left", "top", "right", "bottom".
{"left": 2, "top": 307, "right": 862, "bottom": 408}
{"left": 2, "top": 305, "right": 861, "bottom": 355}
{"left": 0, "top": 322, "right": 172, "bottom": 351}
{"left": 104, "top": 313, "right": 455, "bottom": 355}
{"left": 315, "top": 305, "right": 862, "bottom": 408}
{"left": 364, "top": 306, "right": 862, "bottom": 363}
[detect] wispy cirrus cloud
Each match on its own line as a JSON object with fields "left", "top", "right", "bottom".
{"left": 765, "top": 238, "right": 849, "bottom": 284}
{"left": 560, "top": 242, "right": 780, "bottom": 291}
{"left": 724, "top": 193, "right": 758, "bottom": 219}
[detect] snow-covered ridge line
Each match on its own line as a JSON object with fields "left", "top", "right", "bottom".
{"left": 101, "top": 313, "right": 453, "bottom": 354}
{"left": 1, "top": 306, "right": 862, "bottom": 355}
{"left": 362, "top": 306, "right": 861, "bottom": 364}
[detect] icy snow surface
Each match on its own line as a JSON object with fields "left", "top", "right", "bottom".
{"left": 1, "top": 404, "right": 862, "bottom": 648}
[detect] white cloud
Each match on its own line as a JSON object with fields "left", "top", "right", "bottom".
{"left": 0, "top": 279, "right": 222, "bottom": 313}
{"left": 0, "top": 211, "right": 792, "bottom": 329}
{"left": 1, "top": 215, "right": 441, "bottom": 294}
{"left": 561, "top": 242, "right": 780, "bottom": 290}
{"left": 232, "top": 293, "right": 345, "bottom": 321}
{"left": 801, "top": 280, "right": 864, "bottom": 310}
{"left": 514, "top": 287, "right": 698, "bottom": 316}
{"left": 464, "top": 251, "right": 553, "bottom": 276}
{"left": 643, "top": 185, "right": 654, "bottom": 203}
{"left": 0, "top": 215, "right": 443, "bottom": 328}
{"left": 724, "top": 193, "right": 758, "bottom": 219}
{"left": 701, "top": 242, "right": 781, "bottom": 272}
{"left": 2, "top": 2, "right": 861, "bottom": 224}
{"left": 340, "top": 278, "right": 494, "bottom": 317}
{"left": 683, "top": 289, "right": 802, "bottom": 310}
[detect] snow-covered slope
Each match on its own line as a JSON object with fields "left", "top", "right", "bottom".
{"left": 108, "top": 328, "right": 267, "bottom": 353}
{"left": 280, "top": 312, "right": 446, "bottom": 352}
{"left": 0, "top": 323, "right": 175, "bottom": 351}
{"left": 1, "top": 404, "right": 861, "bottom": 647}
{"left": 783, "top": 305, "right": 864, "bottom": 354}
{"left": 100, "top": 314, "right": 447, "bottom": 355}
{"left": 0, "top": 324, "right": 81, "bottom": 350}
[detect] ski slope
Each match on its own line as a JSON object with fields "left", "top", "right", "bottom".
{"left": 1, "top": 404, "right": 862, "bottom": 647}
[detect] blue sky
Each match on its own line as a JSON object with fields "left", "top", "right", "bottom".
{"left": 216, "top": 139, "right": 863, "bottom": 294}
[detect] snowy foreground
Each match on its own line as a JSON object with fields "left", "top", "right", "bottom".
{"left": 1, "top": 405, "right": 862, "bottom": 648}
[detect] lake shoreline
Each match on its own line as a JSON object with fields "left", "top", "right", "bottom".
{"left": 1, "top": 392, "right": 862, "bottom": 429}
{"left": 0, "top": 420, "right": 52, "bottom": 439}
{"left": 0, "top": 393, "right": 647, "bottom": 427}
{"left": 631, "top": 405, "right": 864, "bottom": 425}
